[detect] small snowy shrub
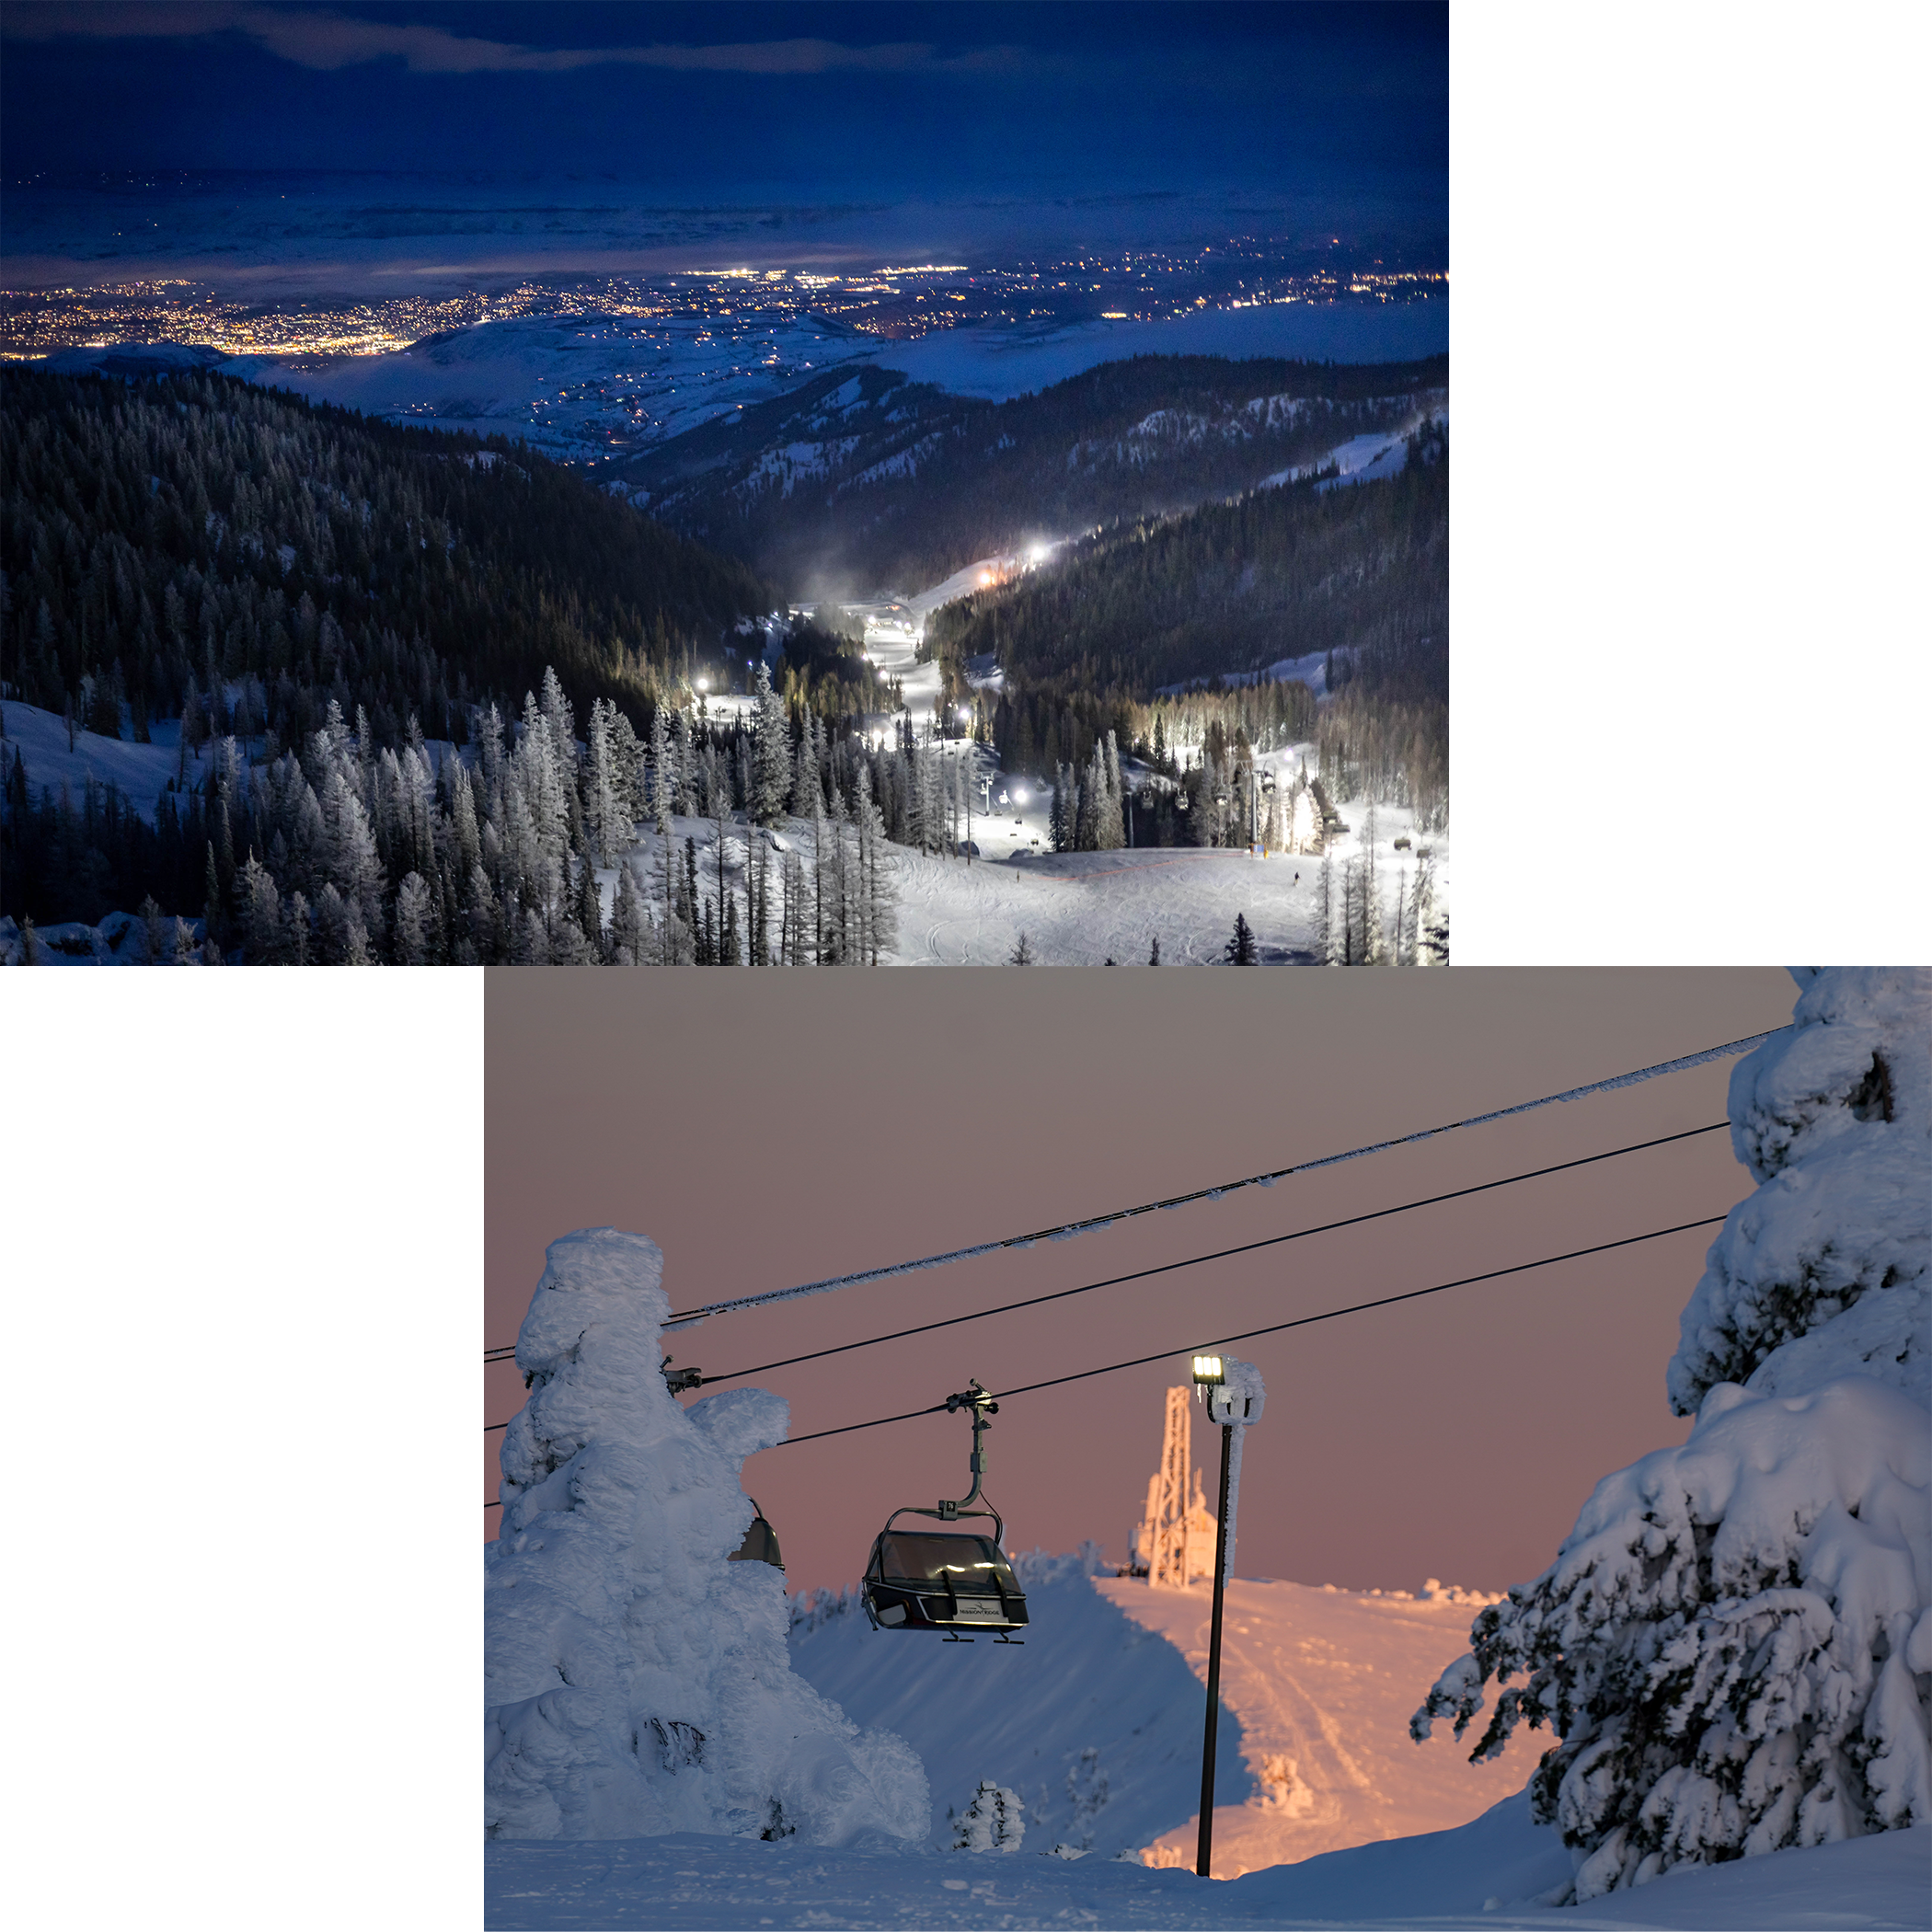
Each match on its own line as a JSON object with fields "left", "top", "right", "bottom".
{"left": 1414, "top": 969, "right": 1931, "bottom": 1902}
{"left": 952, "top": 1780, "right": 1025, "bottom": 1852}
{"left": 485, "top": 1228, "right": 929, "bottom": 1846}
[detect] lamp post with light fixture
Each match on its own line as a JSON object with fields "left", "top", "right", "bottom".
{"left": 1190, "top": 1352, "right": 1267, "bottom": 1879}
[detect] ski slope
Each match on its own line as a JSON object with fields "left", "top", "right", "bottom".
{"left": 788, "top": 1554, "right": 1250, "bottom": 1859}
{"left": 483, "top": 1803, "right": 1932, "bottom": 1928}
{"left": 615, "top": 768, "right": 1443, "bottom": 967}
{"left": 1098, "top": 1575, "right": 1525, "bottom": 1878}
{"left": 788, "top": 1558, "right": 1528, "bottom": 1876}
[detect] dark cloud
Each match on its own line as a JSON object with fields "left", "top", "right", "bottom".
{"left": 5, "top": 4, "right": 1027, "bottom": 76}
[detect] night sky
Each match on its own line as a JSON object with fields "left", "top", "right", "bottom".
{"left": 2, "top": 3, "right": 1446, "bottom": 252}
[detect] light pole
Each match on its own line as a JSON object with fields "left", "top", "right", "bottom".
{"left": 1190, "top": 1352, "right": 1267, "bottom": 1880}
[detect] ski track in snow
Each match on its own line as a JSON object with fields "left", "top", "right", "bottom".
{"left": 1094, "top": 1577, "right": 1524, "bottom": 1878}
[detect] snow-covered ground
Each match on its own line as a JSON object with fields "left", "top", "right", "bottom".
{"left": 1, "top": 699, "right": 187, "bottom": 820}
{"left": 788, "top": 1555, "right": 1251, "bottom": 1860}
{"left": 788, "top": 1559, "right": 1528, "bottom": 1876}
{"left": 227, "top": 312, "right": 881, "bottom": 466}
{"left": 483, "top": 1806, "right": 1931, "bottom": 1928}
{"left": 615, "top": 765, "right": 1442, "bottom": 967}
{"left": 876, "top": 301, "right": 1448, "bottom": 403}
{"left": 1157, "top": 650, "right": 1337, "bottom": 699}
{"left": 1098, "top": 1576, "right": 1528, "bottom": 1878}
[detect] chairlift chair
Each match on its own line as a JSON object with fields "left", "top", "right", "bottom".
{"left": 862, "top": 1382, "right": 1028, "bottom": 1642}
{"left": 730, "top": 1500, "right": 785, "bottom": 1570}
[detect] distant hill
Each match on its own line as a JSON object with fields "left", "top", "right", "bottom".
{"left": 934, "top": 426, "right": 1446, "bottom": 696}
{"left": 615, "top": 352, "right": 1447, "bottom": 597}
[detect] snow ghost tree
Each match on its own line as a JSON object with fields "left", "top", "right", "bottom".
{"left": 1413, "top": 968, "right": 1930, "bottom": 1901}
{"left": 485, "top": 1228, "right": 929, "bottom": 1846}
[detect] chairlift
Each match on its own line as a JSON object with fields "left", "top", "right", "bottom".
{"left": 862, "top": 1381, "right": 1028, "bottom": 1643}
{"left": 730, "top": 1499, "right": 786, "bottom": 1570}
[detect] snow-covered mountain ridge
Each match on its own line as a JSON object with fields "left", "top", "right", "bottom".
{"left": 615, "top": 352, "right": 1448, "bottom": 596}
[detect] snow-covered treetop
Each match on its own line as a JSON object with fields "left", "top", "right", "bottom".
{"left": 500, "top": 1225, "right": 790, "bottom": 1518}
{"left": 1668, "top": 967, "right": 1930, "bottom": 1415}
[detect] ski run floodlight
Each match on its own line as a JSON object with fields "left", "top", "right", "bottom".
{"left": 1192, "top": 1354, "right": 1225, "bottom": 1386}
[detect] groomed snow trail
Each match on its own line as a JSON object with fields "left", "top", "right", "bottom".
{"left": 1095, "top": 1576, "right": 1529, "bottom": 1879}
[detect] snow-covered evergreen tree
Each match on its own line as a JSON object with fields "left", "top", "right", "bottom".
{"left": 1669, "top": 971, "right": 1927, "bottom": 1406}
{"left": 1413, "top": 969, "right": 1931, "bottom": 1902}
{"left": 749, "top": 660, "right": 788, "bottom": 826}
{"left": 1361, "top": 803, "right": 1385, "bottom": 965}
{"left": 393, "top": 870, "right": 432, "bottom": 964}
{"left": 951, "top": 1780, "right": 1025, "bottom": 1853}
{"left": 284, "top": 889, "right": 310, "bottom": 963}
{"left": 853, "top": 763, "right": 895, "bottom": 966}
{"left": 604, "top": 857, "right": 642, "bottom": 966}
{"left": 649, "top": 704, "right": 673, "bottom": 835}
{"left": 487, "top": 1230, "right": 929, "bottom": 1846}
{"left": 238, "top": 855, "right": 283, "bottom": 963}
{"left": 584, "top": 698, "right": 629, "bottom": 865}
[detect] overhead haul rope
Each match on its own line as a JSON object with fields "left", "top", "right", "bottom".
{"left": 482, "top": 1123, "right": 1726, "bottom": 1420}
{"left": 773, "top": 1215, "right": 1731, "bottom": 1446}
{"left": 650, "top": 1029, "right": 1783, "bottom": 1329}
{"left": 685, "top": 1122, "right": 1730, "bottom": 1390}
{"left": 485, "top": 1213, "right": 1730, "bottom": 1496}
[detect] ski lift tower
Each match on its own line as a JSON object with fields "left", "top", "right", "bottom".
{"left": 1190, "top": 1353, "right": 1267, "bottom": 1879}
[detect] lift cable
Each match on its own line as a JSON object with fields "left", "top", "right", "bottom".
{"left": 652, "top": 1029, "right": 1785, "bottom": 1328}
{"left": 484, "top": 1212, "right": 1728, "bottom": 1493}
{"left": 684, "top": 1122, "right": 1730, "bottom": 1392}
{"left": 481, "top": 1123, "right": 1726, "bottom": 1421}
{"left": 772, "top": 1213, "right": 1730, "bottom": 1447}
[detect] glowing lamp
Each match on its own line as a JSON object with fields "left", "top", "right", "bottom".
{"left": 1191, "top": 1354, "right": 1225, "bottom": 1386}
